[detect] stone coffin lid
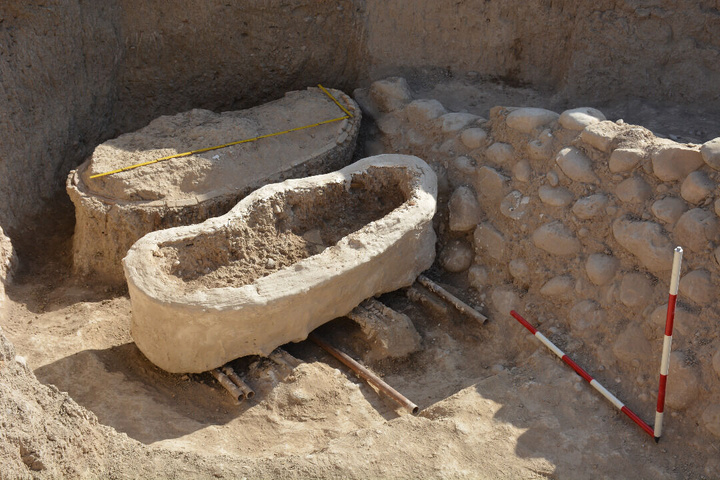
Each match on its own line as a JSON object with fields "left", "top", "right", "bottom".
{"left": 122, "top": 154, "right": 438, "bottom": 373}
{"left": 66, "top": 87, "right": 360, "bottom": 286}
{"left": 74, "top": 87, "right": 359, "bottom": 205}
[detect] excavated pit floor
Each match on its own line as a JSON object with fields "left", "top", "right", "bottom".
{"left": 3, "top": 78, "right": 720, "bottom": 479}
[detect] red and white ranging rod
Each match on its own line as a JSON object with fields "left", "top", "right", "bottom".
{"left": 654, "top": 246, "right": 683, "bottom": 442}
{"left": 509, "top": 310, "right": 655, "bottom": 438}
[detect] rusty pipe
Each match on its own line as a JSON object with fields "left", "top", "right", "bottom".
{"left": 308, "top": 332, "right": 419, "bottom": 415}
{"left": 211, "top": 368, "right": 245, "bottom": 402}
{"left": 417, "top": 274, "right": 487, "bottom": 324}
{"left": 222, "top": 366, "right": 255, "bottom": 399}
{"left": 269, "top": 348, "right": 301, "bottom": 369}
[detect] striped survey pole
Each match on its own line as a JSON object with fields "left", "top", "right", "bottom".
{"left": 654, "top": 246, "right": 683, "bottom": 442}
{"left": 509, "top": 310, "right": 655, "bottom": 438}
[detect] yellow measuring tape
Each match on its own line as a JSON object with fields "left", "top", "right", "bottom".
{"left": 90, "top": 85, "right": 354, "bottom": 179}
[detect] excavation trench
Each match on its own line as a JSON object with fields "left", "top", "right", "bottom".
{"left": 3, "top": 2, "right": 720, "bottom": 478}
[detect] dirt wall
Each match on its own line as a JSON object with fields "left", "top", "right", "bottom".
{"left": 366, "top": 0, "right": 720, "bottom": 106}
{"left": 2, "top": 0, "right": 720, "bottom": 235}
{"left": 0, "top": 0, "right": 365, "bottom": 234}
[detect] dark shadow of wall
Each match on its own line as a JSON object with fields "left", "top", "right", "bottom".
{"left": 2, "top": 0, "right": 720, "bottom": 234}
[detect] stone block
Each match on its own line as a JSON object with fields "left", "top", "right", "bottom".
{"left": 123, "top": 154, "right": 437, "bottom": 372}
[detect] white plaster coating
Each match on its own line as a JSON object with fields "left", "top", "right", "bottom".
{"left": 123, "top": 154, "right": 438, "bottom": 373}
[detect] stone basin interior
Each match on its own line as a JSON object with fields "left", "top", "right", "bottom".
{"left": 158, "top": 167, "right": 406, "bottom": 289}
{"left": 3, "top": 1, "right": 720, "bottom": 478}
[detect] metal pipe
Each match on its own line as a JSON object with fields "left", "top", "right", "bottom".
{"left": 269, "top": 348, "right": 301, "bottom": 369}
{"left": 407, "top": 285, "right": 450, "bottom": 317}
{"left": 417, "top": 274, "right": 487, "bottom": 324}
{"left": 211, "top": 368, "right": 245, "bottom": 402}
{"left": 308, "top": 332, "right": 419, "bottom": 415}
{"left": 222, "top": 366, "right": 255, "bottom": 399}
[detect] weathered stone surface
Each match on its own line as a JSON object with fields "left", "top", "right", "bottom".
{"left": 558, "top": 107, "right": 606, "bottom": 131}
{"left": 500, "top": 191, "right": 530, "bottom": 220}
{"left": 441, "top": 112, "right": 480, "bottom": 133}
{"left": 68, "top": 87, "right": 362, "bottom": 286}
{"left": 448, "top": 186, "right": 480, "bottom": 232}
{"left": 527, "top": 130, "right": 554, "bottom": 161}
{"left": 451, "top": 156, "right": 476, "bottom": 176}
{"left": 0, "top": 226, "right": 16, "bottom": 286}
{"left": 713, "top": 348, "right": 720, "bottom": 378}
{"left": 555, "top": 147, "right": 599, "bottom": 183}
{"left": 615, "top": 176, "right": 652, "bottom": 204}
{"left": 376, "top": 114, "right": 403, "bottom": 135}
{"left": 468, "top": 265, "right": 489, "bottom": 289}
{"left": 651, "top": 142, "right": 704, "bottom": 181}
{"left": 440, "top": 239, "right": 474, "bottom": 273}
{"left": 406, "top": 128, "right": 430, "bottom": 146}
{"left": 703, "top": 404, "right": 720, "bottom": 438}
{"left": 539, "top": 275, "right": 574, "bottom": 296}
{"left": 405, "top": 99, "right": 447, "bottom": 124}
{"left": 612, "top": 217, "right": 673, "bottom": 272}
{"left": 674, "top": 208, "right": 718, "bottom": 253}
{"left": 619, "top": 273, "right": 653, "bottom": 308}
{"left": 650, "top": 304, "right": 698, "bottom": 336}
{"left": 569, "top": 300, "right": 606, "bottom": 332}
{"left": 486, "top": 142, "right": 514, "bottom": 164}
{"left": 680, "top": 171, "right": 715, "bottom": 205}
{"left": 700, "top": 137, "right": 720, "bottom": 170}
{"left": 538, "top": 185, "right": 573, "bottom": 207}
{"left": 506, "top": 108, "right": 559, "bottom": 133}
{"left": 347, "top": 298, "right": 421, "bottom": 362}
{"left": 651, "top": 197, "right": 688, "bottom": 225}
{"left": 665, "top": 351, "right": 699, "bottom": 410}
{"left": 0, "top": 228, "right": 15, "bottom": 313}
{"left": 580, "top": 121, "right": 623, "bottom": 152}
{"left": 438, "top": 138, "right": 462, "bottom": 156}
{"left": 369, "top": 77, "right": 413, "bottom": 113}
{"left": 613, "top": 324, "right": 651, "bottom": 364}
{"left": 491, "top": 286, "right": 522, "bottom": 315}
{"left": 546, "top": 171, "right": 559, "bottom": 187}
{"left": 475, "top": 166, "right": 509, "bottom": 200}
{"left": 678, "top": 269, "right": 713, "bottom": 304}
{"left": 585, "top": 254, "right": 619, "bottom": 286}
{"left": 123, "top": 154, "right": 437, "bottom": 372}
{"left": 512, "top": 159, "right": 532, "bottom": 182}
{"left": 572, "top": 194, "right": 609, "bottom": 220}
{"left": 532, "top": 221, "right": 580, "bottom": 256}
{"left": 460, "top": 128, "right": 487, "bottom": 149}
{"left": 609, "top": 147, "right": 644, "bottom": 173}
{"left": 508, "top": 259, "right": 529, "bottom": 284}
{"left": 474, "top": 222, "right": 506, "bottom": 261}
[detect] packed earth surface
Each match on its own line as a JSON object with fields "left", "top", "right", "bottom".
{"left": 2, "top": 2, "right": 720, "bottom": 479}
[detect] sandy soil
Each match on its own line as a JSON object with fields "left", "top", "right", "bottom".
{"left": 3, "top": 78, "right": 720, "bottom": 479}
{"left": 160, "top": 174, "right": 404, "bottom": 291}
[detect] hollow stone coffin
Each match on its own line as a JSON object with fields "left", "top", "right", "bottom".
{"left": 67, "top": 87, "right": 360, "bottom": 286}
{"left": 122, "top": 154, "right": 437, "bottom": 373}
